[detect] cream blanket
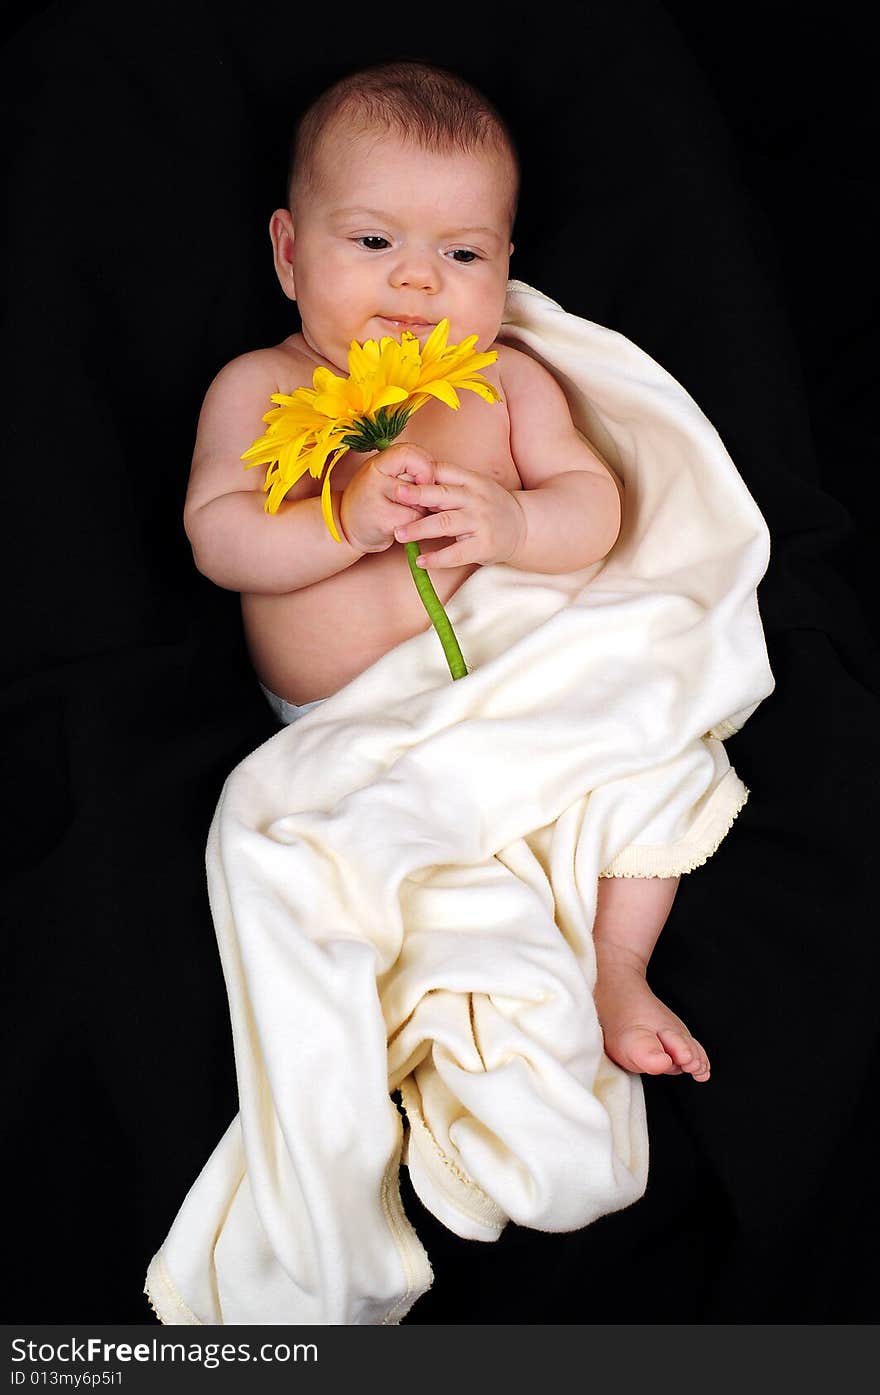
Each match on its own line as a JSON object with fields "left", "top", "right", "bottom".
{"left": 145, "top": 280, "right": 774, "bottom": 1325}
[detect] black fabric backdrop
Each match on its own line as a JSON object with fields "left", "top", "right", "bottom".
{"left": 2, "top": 1, "right": 877, "bottom": 1323}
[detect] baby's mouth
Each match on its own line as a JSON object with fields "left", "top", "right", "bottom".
{"left": 378, "top": 316, "right": 436, "bottom": 333}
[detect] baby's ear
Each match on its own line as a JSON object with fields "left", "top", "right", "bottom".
{"left": 269, "top": 208, "right": 297, "bottom": 301}
{"left": 509, "top": 241, "right": 515, "bottom": 257}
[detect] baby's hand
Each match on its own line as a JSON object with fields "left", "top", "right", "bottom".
{"left": 339, "top": 444, "right": 434, "bottom": 554}
{"left": 391, "top": 462, "right": 526, "bottom": 568}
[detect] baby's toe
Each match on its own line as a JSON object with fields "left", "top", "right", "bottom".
{"left": 658, "top": 1027, "right": 710, "bottom": 1081}
{"left": 657, "top": 1028, "right": 698, "bottom": 1066}
{"left": 621, "top": 1027, "right": 675, "bottom": 1075}
{"left": 691, "top": 1053, "right": 711, "bottom": 1082}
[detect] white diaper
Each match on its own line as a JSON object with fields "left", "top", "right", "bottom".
{"left": 258, "top": 682, "right": 327, "bottom": 726}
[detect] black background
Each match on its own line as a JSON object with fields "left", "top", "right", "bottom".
{"left": 2, "top": 1, "right": 877, "bottom": 1323}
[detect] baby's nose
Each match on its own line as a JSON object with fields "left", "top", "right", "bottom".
{"left": 389, "top": 251, "right": 440, "bottom": 292}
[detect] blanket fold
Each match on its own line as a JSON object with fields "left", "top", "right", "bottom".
{"left": 145, "top": 281, "right": 774, "bottom": 1325}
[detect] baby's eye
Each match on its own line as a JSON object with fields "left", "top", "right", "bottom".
{"left": 357, "top": 235, "right": 390, "bottom": 250}
{"left": 448, "top": 248, "right": 479, "bottom": 263}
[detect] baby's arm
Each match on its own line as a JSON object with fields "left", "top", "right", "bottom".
{"left": 502, "top": 348, "right": 622, "bottom": 572}
{"left": 184, "top": 352, "right": 432, "bottom": 593}
{"left": 184, "top": 352, "right": 362, "bottom": 593}
{"left": 393, "top": 348, "right": 622, "bottom": 573}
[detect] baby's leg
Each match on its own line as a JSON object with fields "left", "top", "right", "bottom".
{"left": 592, "top": 875, "right": 710, "bottom": 1081}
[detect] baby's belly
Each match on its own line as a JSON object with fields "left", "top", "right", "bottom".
{"left": 243, "top": 379, "right": 518, "bottom": 703}
{"left": 242, "top": 542, "right": 479, "bottom": 704}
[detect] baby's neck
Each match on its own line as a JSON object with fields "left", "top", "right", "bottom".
{"left": 286, "top": 329, "right": 345, "bottom": 375}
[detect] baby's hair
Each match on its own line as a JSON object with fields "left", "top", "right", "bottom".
{"left": 287, "top": 60, "right": 520, "bottom": 230}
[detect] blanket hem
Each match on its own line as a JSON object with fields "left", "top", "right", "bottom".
{"left": 400, "top": 1082, "right": 508, "bottom": 1241}
{"left": 143, "top": 1250, "right": 202, "bottom": 1326}
{"left": 377, "top": 1126, "right": 435, "bottom": 1323}
{"left": 599, "top": 768, "right": 749, "bottom": 878}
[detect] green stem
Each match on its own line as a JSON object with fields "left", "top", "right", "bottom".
{"left": 404, "top": 542, "right": 468, "bottom": 680}
{"left": 366, "top": 429, "right": 467, "bottom": 682}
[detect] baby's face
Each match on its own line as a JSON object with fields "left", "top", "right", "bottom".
{"left": 281, "top": 125, "right": 514, "bottom": 371}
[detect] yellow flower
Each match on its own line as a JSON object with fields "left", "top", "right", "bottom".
{"left": 240, "top": 320, "right": 501, "bottom": 541}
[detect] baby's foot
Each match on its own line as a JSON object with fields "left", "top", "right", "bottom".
{"left": 593, "top": 941, "right": 711, "bottom": 1081}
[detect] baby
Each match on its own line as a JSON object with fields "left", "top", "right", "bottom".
{"left": 183, "top": 60, "right": 710, "bottom": 1085}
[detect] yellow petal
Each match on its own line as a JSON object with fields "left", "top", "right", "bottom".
{"left": 371, "top": 385, "right": 410, "bottom": 411}
{"left": 444, "top": 332, "right": 480, "bottom": 360}
{"left": 420, "top": 319, "right": 450, "bottom": 364}
{"left": 320, "top": 446, "right": 350, "bottom": 541}
{"left": 276, "top": 453, "right": 314, "bottom": 496}
{"left": 240, "top": 436, "right": 272, "bottom": 463}
{"left": 454, "top": 349, "right": 497, "bottom": 375}
{"left": 457, "top": 378, "right": 503, "bottom": 405}
{"left": 264, "top": 476, "right": 288, "bottom": 513}
{"left": 312, "top": 367, "right": 347, "bottom": 395}
{"left": 351, "top": 338, "right": 381, "bottom": 372}
{"left": 277, "top": 431, "right": 313, "bottom": 474}
{"left": 312, "top": 391, "right": 356, "bottom": 418}
{"left": 421, "top": 379, "right": 461, "bottom": 409}
{"left": 347, "top": 341, "right": 376, "bottom": 380}
{"left": 262, "top": 396, "right": 324, "bottom": 428}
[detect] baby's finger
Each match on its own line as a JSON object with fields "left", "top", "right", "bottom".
{"left": 374, "top": 443, "right": 435, "bottom": 485}
{"left": 392, "top": 503, "right": 430, "bottom": 527}
{"left": 430, "top": 460, "right": 482, "bottom": 486}
{"left": 411, "top": 538, "right": 477, "bottom": 569}
{"left": 394, "top": 510, "right": 469, "bottom": 545}
{"left": 395, "top": 479, "right": 469, "bottom": 510}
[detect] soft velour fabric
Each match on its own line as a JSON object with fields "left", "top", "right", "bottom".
{"left": 3, "top": 1, "right": 878, "bottom": 1323}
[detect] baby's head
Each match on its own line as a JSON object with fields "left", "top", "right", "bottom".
{"left": 269, "top": 61, "right": 519, "bottom": 372}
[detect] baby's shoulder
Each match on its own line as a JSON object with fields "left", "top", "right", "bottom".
{"left": 271, "top": 334, "right": 327, "bottom": 392}
{"left": 205, "top": 338, "right": 317, "bottom": 403}
{"left": 492, "top": 342, "right": 573, "bottom": 426}
{"left": 493, "top": 342, "right": 560, "bottom": 395}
